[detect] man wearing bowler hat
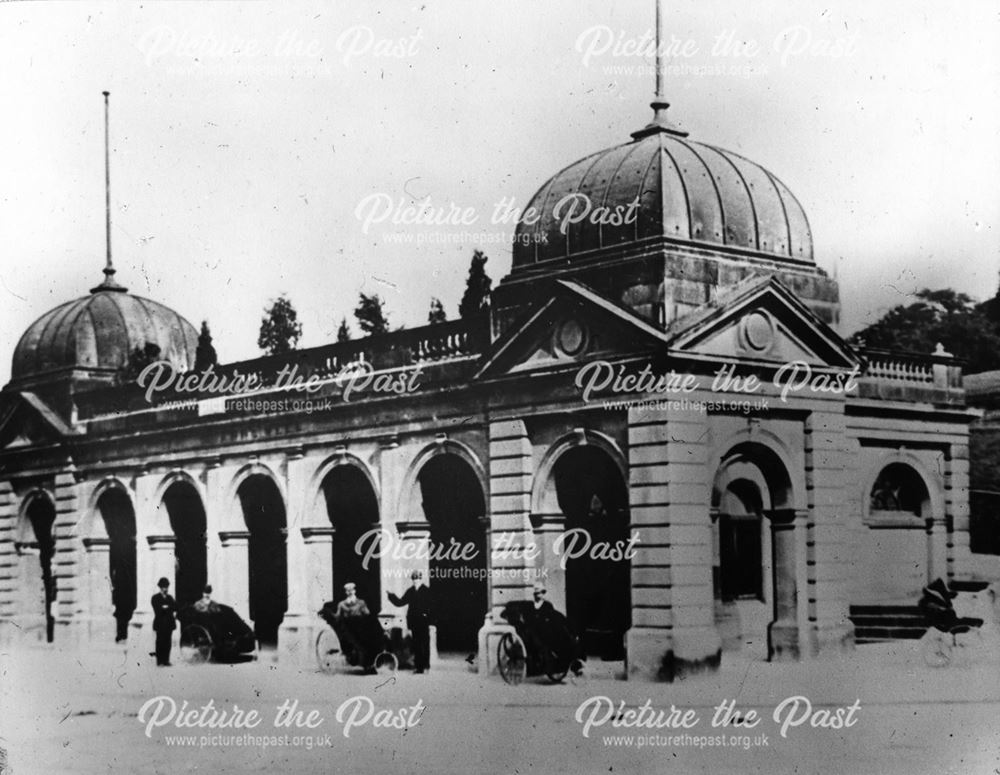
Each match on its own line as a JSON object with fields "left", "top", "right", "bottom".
{"left": 151, "top": 577, "right": 177, "bottom": 666}
{"left": 388, "top": 570, "right": 433, "bottom": 673}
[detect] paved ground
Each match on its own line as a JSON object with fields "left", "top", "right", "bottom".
{"left": 1, "top": 637, "right": 999, "bottom": 775}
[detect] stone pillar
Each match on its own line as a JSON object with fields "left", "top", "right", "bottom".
{"left": 81, "top": 538, "right": 113, "bottom": 643}
{"left": 487, "top": 420, "right": 535, "bottom": 615}
{"left": 219, "top": 531, "right": 251, "bottom": 623}
{"left": 302, "top": 527, "right": 335, "bottom": 613}
{"left": 944, "top": 442, "right": 971, "bottom": 581}
{"left": 204, "top": 459, "right": 226, "bottom": 605}
{"left": 627, "top": 406, "right": 718, "bottom": 681}
{"left": 0, "top": 481, "right": 17, "bottom": 646}
{"left": 53, "top": 469, "right": 82, "bottom": 646}
{"left": 804, "top": 410, "right": 853, "bottom": 656}
{"left": 767, "top": 509, "right": 806, "bottom": 661}
{"left": 279, "top": 450, "right": 311, "bottom": 665}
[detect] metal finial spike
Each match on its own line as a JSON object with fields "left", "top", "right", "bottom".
{"left": 92, "top": 90, "right": 126, "bottom": 293}
{"left": 631, "top": 0, "right": 687, "bottom": 139}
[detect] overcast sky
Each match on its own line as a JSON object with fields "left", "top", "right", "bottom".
{"left": 1, "top": 0, "right": 998, "bottom": 386}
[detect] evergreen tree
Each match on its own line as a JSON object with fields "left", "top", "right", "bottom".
{"left": 354, "top": 293, "right": 390, "bottom": 336}
{"left": 257, "top": 295, "right": 302, "bottom": 355}
{"left": 336, "top": 317, "right": 352, "bottom": 343}
{"left": 428, "top": 297, "right": 447, "bottom": 324}
{"left": 459, "top": 250, "right": 492, "bottom": 319}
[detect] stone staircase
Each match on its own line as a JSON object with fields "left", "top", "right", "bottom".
{"left": 848, "top": 605, "right": 929, "bottom": 644}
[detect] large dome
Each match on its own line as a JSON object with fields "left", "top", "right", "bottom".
{"left": 513, "top": 128, "right": 813, "bottom": 270}
{"left": 11, "top": 282, "right": 199, "bottom": 384}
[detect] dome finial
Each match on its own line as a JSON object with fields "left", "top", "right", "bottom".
{"left": 631, "top": 0, "right": 688, "bottom": 139}
{"left": 92, "top": 90, "right": 127, "bottom": 294}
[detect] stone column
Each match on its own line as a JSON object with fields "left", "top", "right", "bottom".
{"left": 944, "top": 442, "right": 971, "bottom": 581}
{"left": 279, "top": 449, "right": 311, "bottom": 665}
{"left": 219, "top": 531, "right": 251, "bottom": 623}
{"left": 0, "top": 481, "right": 17, "bottom": 647}
{"left": 53, "top": 469, "right": 82, "bottom": 646}
{"left": 927, "top": 516, "right": 949, "bottom": 584}
{"left": 627, "top": 405, "right": 718, "bottom": 681}
{"left": 767, "top": 509, "right": 806, "bottom": 661}
{"left": 81, "top": 538, "right": 113, "bottom": 643}
{"left": 804, "top": 410, "right": 853, "bottom": 656}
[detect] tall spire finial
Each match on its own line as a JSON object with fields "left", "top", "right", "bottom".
{"left": 631, "top": 0, "right": 688, "bottom": 139}
{"left": 92, "top": 90, "right": 126, "bottom": 293}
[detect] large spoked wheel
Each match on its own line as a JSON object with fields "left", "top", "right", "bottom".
{"left": 316, "top": 628, "right": 341, "bottom": 674}
{"left": 373, "top": 651, "right": 398, "bottom": 675}
{"left": 180, "top": 624, "right": 213, "bottom": 664}
{"left": 497, "top": 632, "right": 527, "bottom": 685}
{"left": 922, "top": 631, "right": 952, "bottom": 668}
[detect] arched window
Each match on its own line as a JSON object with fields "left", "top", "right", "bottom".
{"left": 868, "top": 463, "right": 930, "bottom": 523}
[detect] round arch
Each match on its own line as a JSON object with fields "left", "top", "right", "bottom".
{"left": 222, "top": 461, "right": 286, "bottom": 533}
{"left": 397, "top": 439, "right": 487, "bottom": 526}
{"left": 78, "top": 477, "right": 134, "bottom": 539}
{"left": 530, "top": 429, "right": 627, "bottom": 517}
{"left": 861, "top": 452, "right": 944, "bottom": 521}
{"left": 15, "top": 489, "right": 58, "bottom": 643}
{"left": 709, "top": 430, "right": 802, "bottom": 513}
{"left": 306, "top": 451, "right": 381, "bottom": 528}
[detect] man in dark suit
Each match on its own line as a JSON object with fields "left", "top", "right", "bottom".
{"left": 387, "top": 570, "right": 432, "bottom": 673}
{"left": 151, "top": 577, "right": 177, "bottom": 666}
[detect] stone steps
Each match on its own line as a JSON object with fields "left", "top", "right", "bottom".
{"left": 849, "top": 604, "right": 929, "bottom": 644}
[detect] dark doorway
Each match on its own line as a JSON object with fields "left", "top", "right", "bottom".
{"left": 718, "top": 480, "right": 764, "bottom": 602}
{"left": 553, "top": 446, "right": 631, "bottom": 659}
{"left": 323, "top": 465, "right": 381, "bottom": 612}
{"left": 417, "top": 454, "right": 488, "bottom": 653}
{"left": 237, "top": 475, "right": 287, "bottom": 648}
{"left": 163, "top": 481, "right": 208, "bottom": 607}
{"left": 25, "top": 497, "right": 57, "bottom": 643}
{"left": 96, "top": 489, "right": 137, "bottom": 643}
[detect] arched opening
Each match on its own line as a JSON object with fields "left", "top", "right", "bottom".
{"left": 17, "top": 495, "right": 57, "bottom": 642}
{"left": 237, "top": 474, "right": 287, "bottom": 648}
{"left": 162, "top": 481, "right": 208, "bottom": 607}
{"left": 96, "top": 489, "right": 137, "bottom": 643}
{"left": 417, "top": 453, "right": 488, "bottom": 653}
{"left": 712, "top": 441, "right": 794, "bottom": 661}
{"left": 870, "top": 463, "right": 929, "bottom": 516}
{"left": 322, "top": 465, "right": 380, "bottom": 612}
{"left": 718, "top": 479, "right": 766, "bottom": 603}
{"left": 552, "top": 445, "right": 631, "bottom": 659}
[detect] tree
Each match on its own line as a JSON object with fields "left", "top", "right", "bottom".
{"left": 459, "top": 250, "right": 492, "bottom": 319}
{"left": 258, "top": 295, "right": 302, "bottom": 355}
{"left": 354, "top": 293, "right": 390, "bottom": 336}
{"left": 194, "top": 321, "right": 217, "bottom": 372}
{"left": 336, "top": 317, "right": 352, "bottom": 343}
{"left": 849, "top": 288, "right": 1000, "bottom": 375}
{"left": 428, "top": 297, "right": 447, "bottom": 325}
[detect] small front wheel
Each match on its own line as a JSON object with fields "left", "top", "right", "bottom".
{"left": 180, "top": 624, "right": 213, "bottom": 664}
{"left": 315, "top": 628, "right": 341, "bottom": 674}
{"left": 373, "top": 651, "right": 398, "bottom": 675}
{"left": 497, "top": 633, "right": 527, "bottom": 685}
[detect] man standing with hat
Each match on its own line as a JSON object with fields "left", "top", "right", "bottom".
{"left": 388, "top": 570, "right": 432, "bottom": 674}
{"left": 151, "top": 577, "right": 177, "bottom": 666}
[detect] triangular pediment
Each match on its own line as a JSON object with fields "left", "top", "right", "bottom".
{"left": 0, "top": 391, "right": 75, "bottom": 449}
{"left": 475, "top": 281, "right": 668, "bottom": 379}
{"left": 666, "top": 276, "right": 859, "bottom": 369}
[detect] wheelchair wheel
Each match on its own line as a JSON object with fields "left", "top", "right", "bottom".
{"left": 180, "top": 624, "right": 213, "bottom": 664}
{"left": 922, "top": 631, "right": 952, "bottom": 667}
{"left": 373, "top": 651, "right": 398, "bottom": 675}
{"left": 497, "top": 632, "right": 527, "bottom": 685}
{"left": 315, "top": 628, "right": 341, "bottom": 674}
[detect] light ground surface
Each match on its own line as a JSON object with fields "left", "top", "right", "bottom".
{"left": 1, "top": 638, "right": 998, "bottom": 775}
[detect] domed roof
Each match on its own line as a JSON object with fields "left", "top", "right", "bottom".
{"left": 513, "top": 128, "right": 813, "bottom": 270}
{"left": 11, "top": 277, "right": 199, "bottom": 383}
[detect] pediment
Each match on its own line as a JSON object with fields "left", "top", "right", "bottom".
{"left": 0, "top": 392, "right": 74, "bottom": 449}
{"left": 475, "top": 281, "right": 667, "bottom": 379}
{"left": 666, "top": 276, "right": 859, "bottom": 369}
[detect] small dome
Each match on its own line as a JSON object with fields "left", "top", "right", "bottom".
{"left": 513, "top": 130, "right": 813, "bottom": 269}
{"left": 11, "top": 285, "right": 198, "bottom": 383}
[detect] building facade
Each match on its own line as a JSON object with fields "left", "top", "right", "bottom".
{"left": 0, "top": 106, "right": 981, "bottom": 680}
